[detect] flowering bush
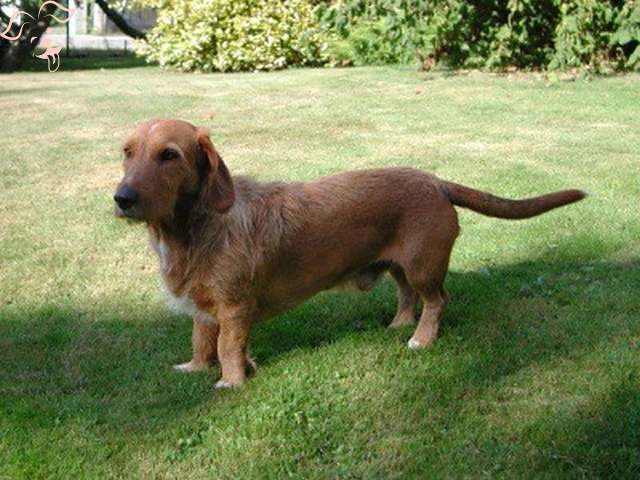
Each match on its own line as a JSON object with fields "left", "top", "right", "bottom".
{"left": 135, "top": 0, "right": 331, "bottom": 72}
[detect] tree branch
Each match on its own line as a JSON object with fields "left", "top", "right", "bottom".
{"left": 94, "top": 0, "right": 146, "bottom": 40}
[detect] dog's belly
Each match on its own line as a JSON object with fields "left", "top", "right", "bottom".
{"left": 257, "top": 258, "right": 390, "bottom": 321}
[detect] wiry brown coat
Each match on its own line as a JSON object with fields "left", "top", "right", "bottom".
{"left": 114, "top": 119, "right": 586, "bottom": 388}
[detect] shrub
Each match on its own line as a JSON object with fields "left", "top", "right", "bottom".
{"left": 318, "top": 0, "right": 640, "bottom": 72}
{"left": 549, "top": 1, "right": 621, "bottom": 71}
{"left": 133, "top": 0, "right": 639, "bottom": 73}
{"left": 135, "top": 0, "right": 330, "bottom": 72}
{"left": 317, "top": 1, "right": 462, "bottom": 66}
{"left": 610, "top": 1, "right": 640, "bottom": 70}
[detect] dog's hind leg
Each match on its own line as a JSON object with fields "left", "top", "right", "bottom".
{"left": 407, "top": 288, "right": 448, "bottom": 349}
{"left": 174, "top": 317, "right": 218, "bottom": 372}
{"left": 388, "top": 265, "right": 418, "bottom": 328}
{"left": 403, "top": 250, "right": 453, "bottom": 349}
{"left": 403, "top": 233, "right": 456, "bottom": 348}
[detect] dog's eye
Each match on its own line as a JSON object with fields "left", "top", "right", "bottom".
{"left": 159, "top": 148, "right": 180, "bottom": 162}
{"left": 123, "top": 147, "right": 133, "bottom": 158}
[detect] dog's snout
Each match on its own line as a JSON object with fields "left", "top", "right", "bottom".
{"left": 114, "top": 186, "right": 139, "bottom": 211}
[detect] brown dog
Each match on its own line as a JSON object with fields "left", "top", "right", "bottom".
{"left": 114, "top": 119, "right": 586, "bottom": 388}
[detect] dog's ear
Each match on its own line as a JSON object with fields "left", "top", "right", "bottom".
{"left": 196, "top": 128, "right": 235, "bottom": 213}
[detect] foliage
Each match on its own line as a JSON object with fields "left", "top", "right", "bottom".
{"left": 550, "top": 0, "right": 622, "bottom": 71}
{"left": 317, "top": 0, "right": 640, "bottom": 72}
{"left": 316, "top": 1, "right": 464, "bottom": 66}
{"left": 130, "top": 0, "right": 639, "bottom": 73}
{"left": 134, "top": 0, "right": 331, "bottom": 72}
{"left": 610, "top": 0, "right": 640, "bottom": 69}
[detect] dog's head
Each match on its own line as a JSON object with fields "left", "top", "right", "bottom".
{"left": 114, "top": 119, "right": 235, "bottom": 223}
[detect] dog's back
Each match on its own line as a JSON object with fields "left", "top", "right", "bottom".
{"left": 114, "top": 120, "right": 586, "bottom": 387}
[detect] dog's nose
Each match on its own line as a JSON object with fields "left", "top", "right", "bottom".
{"left": 114, "top": 186, "right": 139, "bottom": 211}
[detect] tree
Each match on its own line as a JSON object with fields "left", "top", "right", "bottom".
{"left": 0, "top": 0, "right": 60, "bottom": 72}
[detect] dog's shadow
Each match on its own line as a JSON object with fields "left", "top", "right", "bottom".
{"left": 251, "top": 254, "right": 639, "bottom": 382}
{"left": 0, "top": 255, "right": 636, "bottom": 434}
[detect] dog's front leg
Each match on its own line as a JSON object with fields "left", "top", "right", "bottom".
{"left": 214, "top": 305, "right": 254, "bottom": 388}
{"left": 174, "top": 316, "right": 219, "bottom": 373}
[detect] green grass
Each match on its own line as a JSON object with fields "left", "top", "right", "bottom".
{"left": 1, "top": 63, "right": 639, "bottom": 478}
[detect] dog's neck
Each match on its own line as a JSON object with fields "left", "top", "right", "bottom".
{"left": 152, "top": 176, "right": 218, "bottom": 244}
{"left": 147, "top": 177, "right": 298, "bottom": 299}
{"left": 147, "top": 222, "right": 187, "bottom": 293}
{"left": 146, "top": 184, "right": 229, "bottom": 295}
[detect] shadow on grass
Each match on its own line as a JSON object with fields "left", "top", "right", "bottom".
{"left": 255, "top": 256, "right": 639, "bottom": 372}
{"left": 248, "top": 255, "right": 640, "bottom": 476}
{"left": 376, "top": 256, "right": 640, "bottom": 476}
{"left": 17, "top": 54, "right": 152, "bottom": 73}
{"left": 0, "top": 304, "right": 210, "bottom": 434}
{"left": 0, "top": 255, "right": 637, "bottom": 473}
{"left": 523, "top": 376, "right": 640, "bottom": 477}
{"left": 0, "top": 86, "right": 68, "bottom": 96}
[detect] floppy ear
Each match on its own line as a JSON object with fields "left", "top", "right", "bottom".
{"left": 196, "top": 128, "right": 235, "bottom": 213}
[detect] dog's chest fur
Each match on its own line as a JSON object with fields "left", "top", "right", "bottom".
{"left": 162, "top": 284, "right": 213, "bottom": 323}
{"left": 151, "top": 234, "right": 215, "bottom": 323}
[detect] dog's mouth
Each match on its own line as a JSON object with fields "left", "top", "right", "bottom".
{"left": 114, "top": 204, "right": 145, "bottom": 223}
{"left": 113, "top": 185, "right": 147, "bottom": 222}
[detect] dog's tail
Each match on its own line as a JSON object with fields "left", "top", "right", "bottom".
{"left": 442, "top": 181, "right": 588, "bottom": 219}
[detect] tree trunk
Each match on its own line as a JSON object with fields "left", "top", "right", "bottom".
{"left": 94, "top": 0, "right": 146, "bottom": 40}
{"left": 0, "top": 22, "right": 50, "bottom": 72}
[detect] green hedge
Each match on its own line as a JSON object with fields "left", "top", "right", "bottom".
{"left": 319, "top": 0, "right": 640, "bottom": 72}
{"left": 134, "top": 0, "right": 640, "bottom": 73}
{"left": 136, "top": 0, "right": 330, "bottom": 72}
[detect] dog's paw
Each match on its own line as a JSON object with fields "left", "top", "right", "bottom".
{"left": 407, "top": 337, "right": 423, "bottom": 350}
{"left": 173, "top": 361, "right": 212, "bottom": 373}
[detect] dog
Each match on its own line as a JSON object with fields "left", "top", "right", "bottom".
{"left": 113, "top": 119, "right": 586, "bottom": 388}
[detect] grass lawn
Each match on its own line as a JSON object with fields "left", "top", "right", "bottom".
{"left": 1, "top": 62, "right": 639, "bottom": 478}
